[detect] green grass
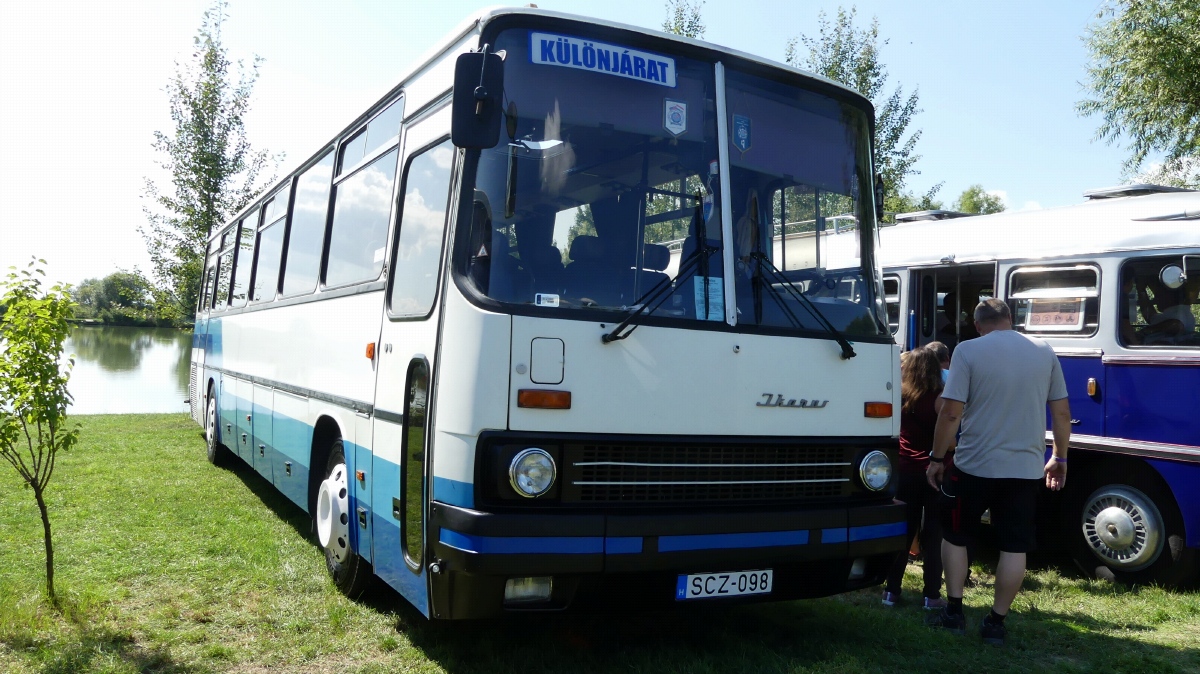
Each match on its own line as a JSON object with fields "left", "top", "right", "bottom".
{"left": 1, "top": 414, "right": 1197, "bottom": 673}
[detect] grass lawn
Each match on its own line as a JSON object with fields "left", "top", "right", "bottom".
{"left": 1, "top": 413, "right": 1198, "bottom": 673}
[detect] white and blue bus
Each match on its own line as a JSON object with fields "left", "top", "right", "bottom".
{"left": 189, "top": 7, "right": 906, "bottom": 619}
{"left": 836, "top": 185, "right": 1200, "bottom": 586}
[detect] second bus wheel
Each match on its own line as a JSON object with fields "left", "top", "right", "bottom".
{"left": 205, "top": 391, "right": 233, "bottom": 466}
{"left": 315, "top": 439, "right": 372, "bottom": 598}
{"left": 1068, "top": 465, "right": 1199, "bottom": 588}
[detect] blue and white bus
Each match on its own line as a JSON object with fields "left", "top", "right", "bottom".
{"left": 189, "top": 7, "right": 906, "bottom": 619}
{"left": 838, "top": 185, "right": 1200, "bottom": 586}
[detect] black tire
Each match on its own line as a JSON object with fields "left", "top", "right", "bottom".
{"left": 205, "top": 391, "right": 233, "bottom": 466}
{"left": 1067, "top": 465, "right": 1199, "bottom": 588}
{"left": 316, "top": 439, "right": 372, "bottom": 598}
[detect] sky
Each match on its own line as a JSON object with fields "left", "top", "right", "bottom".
{"left": 1, "top": 0, "right": 1137, "bottom": 287}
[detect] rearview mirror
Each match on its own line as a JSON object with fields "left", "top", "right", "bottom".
{"left": 452, "top": 50, "right": 504, "bottom": 149}
{"left": 1160, "top": 264, "right": 1185, "bottom": 289}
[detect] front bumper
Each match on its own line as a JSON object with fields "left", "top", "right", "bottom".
{"left": 426, "top": 499, "right": 907, "bottom": 619}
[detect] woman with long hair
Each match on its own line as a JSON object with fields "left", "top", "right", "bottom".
{"left": 882, "top": 345, "right": 947, "bottom": 609}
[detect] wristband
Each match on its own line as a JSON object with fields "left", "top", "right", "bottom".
{"left": 1051, "top": 456, "right": 1067, "bottom": 463}
{"left": 929, "top": 454, "right": 945, "bottom": 464}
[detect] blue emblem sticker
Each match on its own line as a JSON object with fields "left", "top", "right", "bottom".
{"left": 702, "top": 193, "right": 714, "bottom": 222}
{"left": 530, "top": 32, "right": 677, "bottom": 87}
{"left": 732, "top": 115, "right": 752, "bottom": 153}
{"left": 664, "top": 98, "right": 687, "bottom": 136}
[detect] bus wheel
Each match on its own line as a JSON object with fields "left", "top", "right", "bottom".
{"left": 205, "top": 392, "right": 232, "bottom": 466}
{"left": 315, "top": 439, "right": 371, "bottom": 598}
{"left": 1071, "top": 478, "right": 1198, "bottom": 587}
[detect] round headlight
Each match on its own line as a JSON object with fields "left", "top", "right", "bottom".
{"left": 509, "top": 448, "right": 556, "bottom": 498}
{"left": 860, "top": 450, "right": 892, "bottom": 491}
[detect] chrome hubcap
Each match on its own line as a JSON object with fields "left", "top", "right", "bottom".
{"left": 1082, "top": 486, "right": 1163, "bottom": 571}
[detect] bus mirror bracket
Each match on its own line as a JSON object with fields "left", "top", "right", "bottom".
{"left": 452, "top": 47, "right": 504, "bottom": 149}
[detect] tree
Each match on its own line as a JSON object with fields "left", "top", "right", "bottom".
{"left": 74, "top": 272, "right": 157, "bottom": 325}
{"left": 1078, "top": 0, "right": 1200, "bottom": 187}
{"left": 889, "top": 189, "right": 944, "bottom": 217}
{"left": 0, "top": 259, "right": 80, "bottom": 605}
{"left": 952, "top": 184, "right": 1006, "bottom": 215}
{"left": 141, "top": 0, "right": 275, "bottom": 323}
{"left": 786, "top": 7, "right": 937, "bottom": 221}
{"left": 662, "top": 0, "right": 705, "bottom": 39}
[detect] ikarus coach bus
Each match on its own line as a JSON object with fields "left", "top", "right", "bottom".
{"left": 189, "top": 7, "right": 905, "bottom": 619}
{"left": 823, "top": 185, "right": 1200, "bottom": 587}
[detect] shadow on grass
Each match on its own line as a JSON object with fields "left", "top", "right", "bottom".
{"left": 4, "top": 626, "right": 204, "bottom": 674}
{"left": 221, "top": 453, "right": 313, "bottom": 544}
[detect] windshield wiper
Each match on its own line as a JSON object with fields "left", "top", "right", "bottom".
{"left": 603, "top": 194, "right": 718, "bottom": 344}
{"left": 749, "top": 252, "right": 857, "bottom": 360}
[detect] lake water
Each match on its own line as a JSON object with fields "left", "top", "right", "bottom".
{"left": 65, "top": 326, "right": 192, "bottom": 415}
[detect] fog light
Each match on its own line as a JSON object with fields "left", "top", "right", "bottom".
{"left": 509, "top": 448, "right": 556, "bottom": 498}
{"left": 859, "top": 450, "right": 892, "bottom": 491}
{"left": 848, "top": 557, "right": 867, "bottom": 580}
{"left": 504, "top": 576, "right": 553, "bottom": 604}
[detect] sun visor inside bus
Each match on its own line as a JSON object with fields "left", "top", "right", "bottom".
{"left": 724, "top": 83, "right": 860, "bottom": 197}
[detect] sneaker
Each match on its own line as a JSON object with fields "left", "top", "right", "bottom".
{"left": 926, "top": 607, "right": 966, "bottom": 635}
{"left": 922, "top": 596, "right": 947, "bottom": 611}
{"left": 980, "top": 616, "right": 1007, "bottom": 647}
{"left": 881, "top": 591, "right": 900, "bottom": 607}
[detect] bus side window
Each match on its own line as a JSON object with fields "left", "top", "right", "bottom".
{"left": 389, "top": 140, "right": 455, "bottom": 317}
{"left": 252, "top": 189, "right": 290, "bottom": 304}
{"left": 1007, "top": 265, "right": 1100, "bottom": 337}
{"left": 1119, "top": 256, "right": 1200, "bottom": 347}
{"left": 230, "top": 210, "right": 259, "bottom": 308}
{"left": 282, "top": 151, "right": 334, "bottom": 297}
{"left": 883, "top": 275, "right": 900, "bottom": 335}
{"left": 326, "top": 148, "right": 399, "bottom": 288}
{"left": 214, "top": 249, "right": 233, "bottom": 310}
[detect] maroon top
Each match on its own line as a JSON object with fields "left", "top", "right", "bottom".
{"left": 898, "top": 389, "right": 940, "bottom": 467}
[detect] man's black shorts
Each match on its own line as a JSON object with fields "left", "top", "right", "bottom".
{"left": 939, "top": 465, "right": 1040, "bottom": 553}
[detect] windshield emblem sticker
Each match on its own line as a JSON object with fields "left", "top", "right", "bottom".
{"left": 694, "top": 276, "right": 724, "bottom": 321}
{"left": 535, "top": 293, "right": 560, "bottom": 307}
{"left": 756, "top": 394, "right": 829, "bottom": 409}
{"left": 732, "top": 115, "right": 752, "bottom": 153}
{"left": 476, "top": 244, "right": 489, "bottom": 258}
{"left": 664, "top": 99, "right": 687, "bottom": 136}
{"left": 530, "top": 32, "right": 677, "bottom": 87}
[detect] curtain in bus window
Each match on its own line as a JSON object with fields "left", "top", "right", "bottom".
{"left": 230, "top": 212, "right": 258, "bottom": 307}
{"left": 390, "top": 140, "right": 454, "bottom": 316}
{"left": 282, "top": 152, "right": 334, "bottom": 296}
{"left": 326, "top": 148, "right": 398, "bottom": 288}
{"left": 252, "top": 220, "right": 285, "bottom": 303}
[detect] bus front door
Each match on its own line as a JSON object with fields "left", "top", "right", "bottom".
{"left": 370, "top": 108, "right": 455, "bottom": 619}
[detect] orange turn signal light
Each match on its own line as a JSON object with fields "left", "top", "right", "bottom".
{"left": 865, "top": 402, "right": 893, "bottom": 418}
{"left": 355, "top": 470, "right": 366, "bottom": 482}
{"left": 366, "top": 342, "right": 376, "bottom": 360}
{"left": 518, "top": 389, "right": 572, "bottom": 409}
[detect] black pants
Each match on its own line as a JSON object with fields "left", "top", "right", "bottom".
{"left": 885, "top": 462, "right": 944, "bottom": 598}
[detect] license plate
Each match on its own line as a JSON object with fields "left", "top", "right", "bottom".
{"left": 676, "top": 569, "right": 773, "bottom": 600}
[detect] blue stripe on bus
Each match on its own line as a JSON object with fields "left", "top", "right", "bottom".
{"left": 433, "top": 476, "right": 474, "bottom": 509}
{"left": 605, "top": 537, "right": 643, "bottom": 554}
{"left": 658, "top": 529, "right": 809, "bottom": 552}
{"left": 848, "top": 522, "right": 907, "bottom": 541}
{"left": 439, "top": 529, "right": 604, "bottom": 554}
{"left": 821, "top": 528, "right": 847, "bottom": 544}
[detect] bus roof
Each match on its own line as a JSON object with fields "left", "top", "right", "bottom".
{"left": 212, "top": 7, "right": 873, "bottom": 242}
{"left": 872, "top": 191, "right": 1200, "bottom": 268}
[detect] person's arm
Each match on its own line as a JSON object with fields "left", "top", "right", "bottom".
{"left": 926, "top": 399, "right": 964, "bottom": 489}
{"left": 1045, "top": 397, "right": 1071, "bottom": 491}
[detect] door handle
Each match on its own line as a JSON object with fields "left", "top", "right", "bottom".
{"left": 1070, "top": 419, "right": 1081, "bottom": 425}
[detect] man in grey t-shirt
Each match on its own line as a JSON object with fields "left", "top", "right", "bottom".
{"left": 925, "top": 299, "right": 1072, "bottom": 646}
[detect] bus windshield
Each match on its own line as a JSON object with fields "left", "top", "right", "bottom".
{"left": 460, "top": 26, "right": 885, "bottom": 338}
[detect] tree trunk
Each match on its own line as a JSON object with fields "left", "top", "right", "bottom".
{"left": 33, "top": 487, "right": 55, "bottom": 605}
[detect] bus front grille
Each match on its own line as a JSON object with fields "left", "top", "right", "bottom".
{"left": 560, "top": 444, "right": 856, "bottom": 503}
